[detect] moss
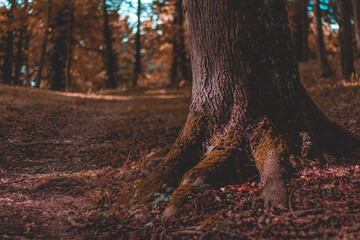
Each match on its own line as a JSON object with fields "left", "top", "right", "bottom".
{"left": 121, "top": 113, "right": 208, "bottom": 207}
{"left": 167, "top": 184, "right": 196, "bottom": 208}
{"left": 251, "top": 128, "right": 287, "bottom": 174}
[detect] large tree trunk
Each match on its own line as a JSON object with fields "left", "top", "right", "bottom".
{"left": 312, "top": 0, "right": 332, "bottom": 77}
{"left": 36, "top": 0, "right": 52, "bottom": 88}
{"left": 131, "top": 0, "right": 358, "bottom": 217}
{"left": 102, "top": 0, "right": 118, "bottom": 89}
{"left": 170, "top": 0, "right": 190, "bottom": 85}
{"left": 353, "top": 0, "right": 360, "bottom": 58}
{"left": 337, "top": 0, "right": 355, "bottom": 80}
{"left": 133, "top": 0, "right": 141, "bottom": 87}
{"left": 65, "top": 9, "right": 74, "bottom": 92}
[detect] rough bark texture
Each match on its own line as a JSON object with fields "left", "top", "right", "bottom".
{"left": 170, "top": 0, "right": 191, "bottom": 85}
{"left": 337, "top": 0, "right": 355, "bottom": 80}
{"left": 133, "top": 0, "right": 141, "bottom": 87}
{"left": 102, "top": 0, "right": 118, "bottom": 89}
{"left": 312, "top": 0, "right": 332, "bottom": 77}
{"left": 36, "top": 0, "right": 52, "bottom": 88}
{"left": 131, "top": 0, "right": 359, "bottom": 217}
{"left": 353, "top": 0, "right": 360, "bottom": 58}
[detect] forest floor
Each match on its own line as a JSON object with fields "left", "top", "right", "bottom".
{"left": 0, "top": 59, "right": 360, "bottom": 239}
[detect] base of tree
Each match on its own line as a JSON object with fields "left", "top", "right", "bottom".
{"left": 124, "top": 110, "right": 359, "bottom": 218}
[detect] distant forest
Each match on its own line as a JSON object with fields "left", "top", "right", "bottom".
{"left": 0, "top": 0, "right": 359, "bottom": 91}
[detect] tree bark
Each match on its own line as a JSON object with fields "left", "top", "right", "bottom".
{"left": 312, "top": 0, "right": 332, "bottom": 77}
{"left": 353, "top": 0, "right": 360, "bottom": 58}
{"left": 133, "top": 0, "right": 141, "bottom": 87}
{"left": 36, "top": 0, "right": 52, "bottom": 88}
{"left": 337, "top": 0, "right": 355, "bottom": 80}
{"left": 65, "top": 9, "right": 74, "bottom": 92}
{"left": 102, "top": 0, "right": 118, "bottom": 89}
{"left": 131, "top": 0, "right": 358, "bottom": 217}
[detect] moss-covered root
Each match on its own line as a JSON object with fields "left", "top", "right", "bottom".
{"left": 251, "top": 130, "right": 291, "bottom": 209}
{"left": 131, "top": 113, "right": 208, "bottom": 205}
{"left": 261, "top": 149, "right": 287, "bottom": 209}
{"left": 163, "top": 141, "right": 242, "bottom": 218}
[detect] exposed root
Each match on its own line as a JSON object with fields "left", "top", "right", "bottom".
{"left": 126, "top": 113, "right": 358, "bottom": 217}
{"left": 163, "top": 135, "right": 245, "bottom": 218}
{"left": 128, "top": 113, "right": 208, "bottom": 206}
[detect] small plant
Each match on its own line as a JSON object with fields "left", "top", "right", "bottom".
{"left": 300, "top": 132, "right": 312, "bottom": 158}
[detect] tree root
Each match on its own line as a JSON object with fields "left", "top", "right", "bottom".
{"left": 126, "top": 113, "right": 358, "bottom": 218}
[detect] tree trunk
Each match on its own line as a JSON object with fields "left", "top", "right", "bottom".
{"left": 14, "top": 30, "right": 23, "bottom": 85}
{"left": 312, "top": 0, "right": 332, "bottom": 77}
{"left": 102, "top": 0, "right": 118, "bottom": 89}
{"left": 65, "top": 9, "right": 74, "bottom": 92}
{"left": 289, "top": 0, "right": 309, "bottom": 62}
{"left": 337, "top": 0, "right": 355, "bottom": 80}
{"left": 23, "top": 0, "right": 31, "bottom": 85}
{"left": 36, "top": 0, "right": 52, "bottom": 88}
{"left": 170, "top": 0, "right": 190, "bottom": 85}
{"left": 133, "top": 0, "right": 141, "bottom": 87}
{"left": 2, "top": 1, "right": 14, "bottom": 85}
{"left": 49, "top": 4, "right": 68, "bottom": 91}
{"left": 353, "top": 0, "right": 360, "bottom": 58}
{"left": 131, "top": 0, "right": 358, "bottom": 217}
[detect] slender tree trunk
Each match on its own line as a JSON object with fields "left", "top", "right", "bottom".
{"left": 65, "top": 9, "right": 74, "bottom": 92}
{"left": 337, "top": 0, "right": 355, "bottom": 80}
{"left": 49, "top": 5, "right": 69, "bottom": 91}
{"left": 14, "top": 30, "right": 23, "bottom": 85}
{"left": 300, "top": 0, "right": 309, "bottom": 61}
{"left": 170, "top": 27, "right": 179, "bottom": 85}
{"left": 36, "top": 0, "right": 52, "bottom": 88}
{"left": 290, "top": 0, "right": 309, "bottom": 62}
{"left": 133, "top": 0, "right": 141, "bottom": 87}
{"left": 176, "top": 0, "right": 190, "bottom": 82}
{"left": 23, "top": 0, "right": 30, "bottom": 85}
{"left": 131, "top": 0, "right": 358, "bottom": 217}
{"left": 170, "top": 0, "right": 190, "bottom": 85}
{"left": 102, "top": 0, "right": 117, "bottom": 89}
{"left": 312, "top": 0, "right": 332, "bottom": 77}
{"left": 353, "top": 0, "right": 360, "bottom": 58}
{"left": 2, "top": 2, "right": 14, "bottom": 84}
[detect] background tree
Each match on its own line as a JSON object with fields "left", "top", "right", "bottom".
{"left": 312, "top": 0, "right": 332, "bottom": 77}
{"left": 337, "top": 0, "right": 355, "bottom": 80}
{"left": 102, "top": 0, "right": 119, "bottom": 89}
{"left": 170, "top": 0, "right": 190, "bottom": 85}
{"left": 353, "top": 0, "right": 360, "bottom": 58}
{"left": 133, "top": 0, "right": 141, "bottom": 87}
{"left": 287, "top": 0, "right": 309, "bottom": 62}
{"left": 2, "top": 0, "right": 15, "bottom": 85}
{"left": 36, "top": 0, "right": 52, "bottom": 88}
{"left": 133, "top": 0, "right": 358, "bottom": 217}
{"left": 65, "top": 7, "right": 74, "bottom": 92}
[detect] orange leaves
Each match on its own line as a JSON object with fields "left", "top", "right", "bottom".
{"left": 220, "top": 184, "right": 248, "bottom": 193}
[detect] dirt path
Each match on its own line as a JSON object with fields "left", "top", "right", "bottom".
{"left": 0, "top": 85, "right": 190, "bottom": 239}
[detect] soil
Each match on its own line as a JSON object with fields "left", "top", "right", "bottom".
{"left": 0, "top": 59, "right": 359, "bottom": 239}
